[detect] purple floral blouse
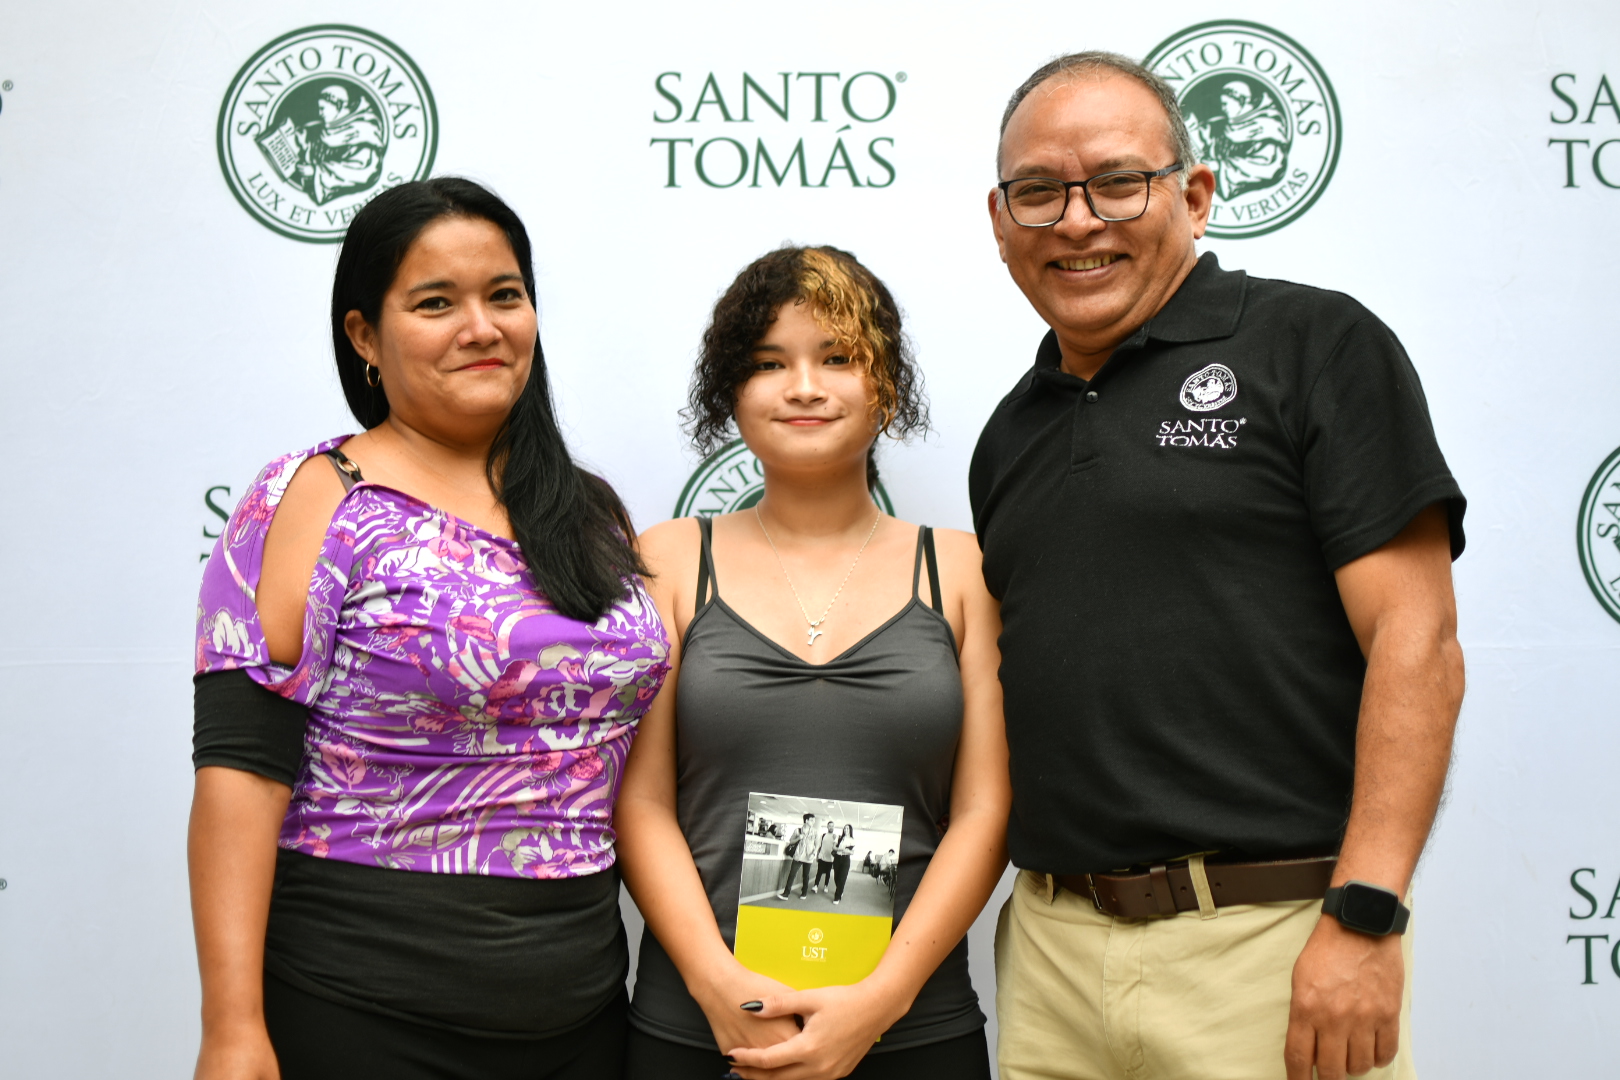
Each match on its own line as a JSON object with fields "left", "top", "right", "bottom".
{"left": 195, "top": 437, "right": 669, "bottom": 879}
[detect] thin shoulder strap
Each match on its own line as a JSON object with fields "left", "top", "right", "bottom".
{"left": 324, "top": 448, "right": 364, "bottom": 492}
{"left": 920, "top": 524, "right": 946, "bottom": 612}
{"left": 695, "top": 516, "right": 720, "bottom": 607}
{"left": 911, "top": 526, "right": 926, "bottom": 598}
{"left": 907, "top": 524, "right": 946, "bottom": 612}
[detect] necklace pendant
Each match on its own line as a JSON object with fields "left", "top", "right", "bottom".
{"left": 807, "top": 626, "right": 824, "bottom": 646}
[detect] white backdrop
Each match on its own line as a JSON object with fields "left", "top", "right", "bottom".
{"left": 1, "top": 1, "right": 1618, "bottom": 1075}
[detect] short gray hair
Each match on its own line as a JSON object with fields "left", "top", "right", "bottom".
{"left": 997, "top": 51, "right": 1198, "bottom": 184}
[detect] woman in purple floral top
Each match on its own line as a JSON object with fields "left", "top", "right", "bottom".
{"left": 189, "top": 179, "right": 668, "bottom": 1080}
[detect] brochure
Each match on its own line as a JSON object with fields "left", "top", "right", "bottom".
{"left": 733, "top": 792, "right": 903, "bottom": 990}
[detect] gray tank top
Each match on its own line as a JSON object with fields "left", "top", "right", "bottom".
{"left": 628, "top": 520, "right": 985, "bottom": 1052}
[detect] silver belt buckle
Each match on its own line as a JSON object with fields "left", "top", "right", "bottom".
{"left": 1086, "top": 874, "right": 1104, "bottom": 912}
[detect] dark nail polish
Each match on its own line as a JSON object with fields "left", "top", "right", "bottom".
{"left": 740, "top": 1000, "right": 764, "bottom": 1012}
{"left": 721, "top": 1073, "right": 742, "bottom": 1079}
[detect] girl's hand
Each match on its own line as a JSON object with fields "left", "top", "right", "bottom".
{"left": 695, "top": 964, "right": 801, "bottom": 1060}
{"left": 724, "top": 981, "right": 906, "bottom": 1080}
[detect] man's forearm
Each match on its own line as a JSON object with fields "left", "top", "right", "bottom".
{"left": 1329, "top": 504, "right": 1465, "bottom": 895}
{"left": 1288, "top": 506, "right": 1464, "bottom": 1080}
{"left": 1333, "top": 615, "right": 1465, "bottom": 895}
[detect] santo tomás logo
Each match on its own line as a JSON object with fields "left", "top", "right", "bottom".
{"left": 674, "top": 439, "right": 895, "bottom": 518}
{"left": 650, "top": 69, "right": 904, "bottom": 189}
{"left": 217, "top": 25, "right": 437, "bottom": 242}
{"left": 1145, "top": 20, "right": 1341, "bottom": 239}
{"left": 1577, "top": 444, "right": 1620, "bottom": 626}
{"left": 1180, "top": 363, "right": 1238, "bottom": 411}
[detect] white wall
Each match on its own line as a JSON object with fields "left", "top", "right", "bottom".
{"left": 1, "top": 1, "right": 1617, "bottom": 1074}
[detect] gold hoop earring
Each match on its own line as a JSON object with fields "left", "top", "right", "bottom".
{"left": 365, "top": 363, "right": 381, "bottom": 388}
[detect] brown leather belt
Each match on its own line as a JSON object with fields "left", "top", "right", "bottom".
{"left": 1054, "top": 856, "right": 1337, "bottom": 918}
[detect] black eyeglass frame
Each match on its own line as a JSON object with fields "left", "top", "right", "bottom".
{"left": 997, "top": 163, "right": 1186, "bottom": 227}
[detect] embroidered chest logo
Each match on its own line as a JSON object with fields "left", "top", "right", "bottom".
{"left": 1180, "top": 364, "right": 1239, "bottom": 411}
{"left": 1158, "top": 416, "right": 1246, "bottom": 449}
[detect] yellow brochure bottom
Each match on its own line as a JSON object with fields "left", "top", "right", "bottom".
{"left": 733, "top": 904, "right": 893, "bottom": 990}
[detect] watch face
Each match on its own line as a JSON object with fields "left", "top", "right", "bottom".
{"left": 1340, "top": 883, "right": 1400, "bottom": 932}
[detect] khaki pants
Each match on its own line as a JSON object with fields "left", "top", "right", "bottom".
{"left": 994, "top": 870, "right": 1416, "bottom": 1080}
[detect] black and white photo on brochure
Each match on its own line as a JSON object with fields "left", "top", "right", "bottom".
{"left": 740, "top": 792, "right": 902, "bottom": 920}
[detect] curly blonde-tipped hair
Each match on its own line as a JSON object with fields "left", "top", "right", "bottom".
{"left": 794, "top": 248, "right": 903, "bottom": 434}
{"left": 687, "top": 245, "right": 927, "bottom": 491}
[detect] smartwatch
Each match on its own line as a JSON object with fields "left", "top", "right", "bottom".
{"left": 1321, "top": 881, "right": 1410, "bottom": 936}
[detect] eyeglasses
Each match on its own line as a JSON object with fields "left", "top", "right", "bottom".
{"left": 997, "top": 163, "right": 1185, "bottom": 227}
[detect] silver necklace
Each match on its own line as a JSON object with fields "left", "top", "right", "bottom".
{"left": 754, "top": 505, "right": 882, "bottom": 646}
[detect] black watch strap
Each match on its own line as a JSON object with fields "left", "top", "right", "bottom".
{"left": 1322, "top": 882, "right": 1410, "bottom": 936}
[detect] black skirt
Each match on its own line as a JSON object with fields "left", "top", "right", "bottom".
{"left": 265, "top": 848, "right": 627, "bottom": 1037}
{"left": 265, "top": 973, "right": 627, "bottom": 1080}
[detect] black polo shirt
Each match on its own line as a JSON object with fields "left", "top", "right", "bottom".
{"left": 970, "top": 253, "right": 1465, "bottom": 875}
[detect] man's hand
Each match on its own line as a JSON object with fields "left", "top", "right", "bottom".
{"left": 1285, "top": 915, "right": 1404, "bottom": 1080}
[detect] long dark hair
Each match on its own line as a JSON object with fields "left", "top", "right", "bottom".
{"left": 331, "top": 177, "right": 645, "bottom": 622}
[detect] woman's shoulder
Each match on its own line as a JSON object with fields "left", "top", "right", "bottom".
{"left": 196, "top": 435, "right": 354, "bottom": 677}
{"left": 209, "top": 436, "right": 354, "bottom": 556}
{"left": 887, "top": 521, "right": 988, "bottom": 611}
{"left": 635, "top": 517, "right": 705, "bottom": 623}
{"left": 234, "top": 436, "right": 355, "bottom": 520}
{"left": 202, "top": 436, "right": 352, "bottom": 557}
{"left": 886, "top": 519, "right": 980, "bottom": 561}
{"left": 926, "top": 526, "right": 981, "bottom": 562}
{"left": 638, "top": 516, "right": 703, "bottom": 572}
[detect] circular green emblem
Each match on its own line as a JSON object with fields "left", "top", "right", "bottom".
{"left": 1145, "top": 20, "right": 1341, "bottom": 239}
{"left": 217, "top": 25, "right": 437, "bottom": 243}
{"left": 673, "top": 439, "right": 895, "bottom": 518}
{"left": 1577, "top": 445, "right": 1620, "bottom": 626}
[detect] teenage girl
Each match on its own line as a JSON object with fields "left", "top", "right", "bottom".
{"left": 617, "top": 246, "right": 1010, "bottom": 1080}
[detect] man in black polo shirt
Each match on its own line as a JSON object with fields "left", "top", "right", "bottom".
{"left": 975, "top": 52, "right": 1465, "bottom": 1080}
